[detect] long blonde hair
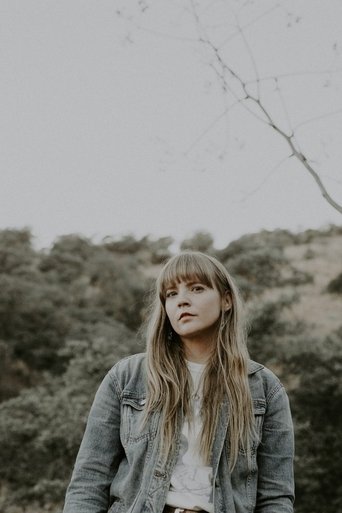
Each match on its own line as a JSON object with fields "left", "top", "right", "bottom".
{"left": 144, "top": 251, "right": 254, "bottom": 471}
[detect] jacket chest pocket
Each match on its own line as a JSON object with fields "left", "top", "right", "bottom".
{"left": 121, "top": 396, "right": 156, "bottom": 446}
{"left": 238, "top": 399, "right": 266, "bottom": 455}
{"left": 251, "top": 399, "right": 266, "bottom": 453}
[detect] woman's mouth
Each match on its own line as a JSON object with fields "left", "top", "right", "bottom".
{"left": 179, "top": 312, "right": 195, "bottom": 320}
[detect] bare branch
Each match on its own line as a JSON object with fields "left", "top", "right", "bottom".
{"left": 206, "top": 40, "right": 270, "bottom": 125}
{"left": 224, "top": 69, "right": 341, "bottom": 214}
{"left": 274, "top": 78, "right": 293, "bottom": 134}
{"left": 189, "top": 2, "right": 342, "bottom": 214}
{"left": 273, "top": 128, "right": 342, "bottom": 214}
{"left": 235, "top": 21, "right": 261, "bottom": 99}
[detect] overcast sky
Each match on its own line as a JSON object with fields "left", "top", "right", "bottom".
{"left": 1, "top": 0, "right": 342, "bottom": 250}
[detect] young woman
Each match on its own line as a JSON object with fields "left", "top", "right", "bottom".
{"left": 63, "top": 251, "right": 295, "bottom": 513}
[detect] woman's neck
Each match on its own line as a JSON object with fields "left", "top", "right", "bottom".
{"left": 181, "top": 338, "right": 213, "bottom": 364}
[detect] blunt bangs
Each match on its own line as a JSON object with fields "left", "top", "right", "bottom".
{"left": 157, "top": 252, "right": 221, "bottom": 302}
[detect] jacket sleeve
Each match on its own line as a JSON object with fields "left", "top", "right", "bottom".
{"left": 63, "top": 370, "right": 124, "bottom": 513}
{"left": 255, "top": 383, "right": 295, "bottom": 513}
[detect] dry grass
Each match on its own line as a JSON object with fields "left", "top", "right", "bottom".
{"left": 142, "top": 232, "right": 342, "bottom": 339}
{"left": 264, "top": 234, "right": 342, "bottom": 338}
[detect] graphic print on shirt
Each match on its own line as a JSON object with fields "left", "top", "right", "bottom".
{"left": 169, "top": 432, "right": 213, "bottom": 501}
{"left": 167, "top": 361, "right": 214, "bottom": 511}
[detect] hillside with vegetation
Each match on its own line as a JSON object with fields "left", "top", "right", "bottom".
{"left": 0, "top": 226, "right": 341, "bottom": 513}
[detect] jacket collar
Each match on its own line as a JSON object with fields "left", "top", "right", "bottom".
{"left": 248, "top": 359, "right": 264, "bottom": 375}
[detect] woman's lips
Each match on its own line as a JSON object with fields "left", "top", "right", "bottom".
{"left": 179, "top": 313, "right": 195, "bottom": 320}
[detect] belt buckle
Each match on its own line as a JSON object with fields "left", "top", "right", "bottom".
{"left": 174, "top": 510, "right": 185, "bottom": 513}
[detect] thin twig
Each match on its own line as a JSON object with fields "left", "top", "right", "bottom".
{"left": 293, "top": 108, "right": 342, "bottom": 132}
{"left": 240, "top": 155, "right": 290, "bottom": 202}
{"left": 273, "top": 78, "right": 303, "bottom": 153}
{"left": 236, "top": 20, "right": 261, "bottom": 99}
{"left": 245, "top": 68, "right": 342, "bottom": 85}
{"left": 274, "top": 129, "right": 342, "bottom": 214}
{"left": 183, "top": 101, "right": 241, "bottom": 156}
{"left": 218, "top": 4, "right": 281, "bottom": 50}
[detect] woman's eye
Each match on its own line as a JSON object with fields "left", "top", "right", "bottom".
{"left": 192, "top": 285, "right": 204, "bottom": 292}
{"left": 166, "top": 290, "right": 177, "bottom": 298}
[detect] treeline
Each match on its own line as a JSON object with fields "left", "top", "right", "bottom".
{"left": 0, "top": 227, "right": 341, "bottom": 512}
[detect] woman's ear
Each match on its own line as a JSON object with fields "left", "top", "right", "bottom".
{"left": 223, "top": 292, "right": 232, "bottom": 312}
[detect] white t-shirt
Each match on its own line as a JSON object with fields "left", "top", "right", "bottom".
{"left": 165, "top": 361, "right": 214, "bottom": 513}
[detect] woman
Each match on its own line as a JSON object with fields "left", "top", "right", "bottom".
{"left": 63, "top": 251, "right": 295, "bottom": 513}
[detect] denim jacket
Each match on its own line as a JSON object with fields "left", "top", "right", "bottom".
{"left": 63, "top": 353, "right": 294, "bottom": 513}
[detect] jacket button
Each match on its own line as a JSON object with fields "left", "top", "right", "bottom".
{"left": 154, "top": 470, "right": 165, "bottom": 478}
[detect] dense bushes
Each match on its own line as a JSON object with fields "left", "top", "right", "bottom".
{"left": 0, "top": 323, "right": 140, "bottom": 510}
{"left": 287, "top": 328, "right": 342, "bottom": 513}
{"left": 216, "top": 233, "right": 312, "bottom": 298}
{"left": 180, "top": 231, "right": 215, "bottom": 253}
{"left": 39, "top": 235, "right": 151, "bottom": 331}
{"left": 0, "top": 231, "right": 153, "bottom": 395}
{"left": 0, "top": 227, "right": 341, "bottom": 512}
{"left": 0, "top": 275, "right": 70, "bottom": 372}
{"left": 247, "top": 293, "right": 305, "bottom": 363}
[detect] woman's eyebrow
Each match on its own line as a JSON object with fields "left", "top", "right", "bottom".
{"left": 185, "top": 279, "right": 206, "bottom": 286}
{"left": 164, "top": 278, "right": 206, "bottom": 289}
{"left": 164, "top": 283, "right": 177, "bottom": 291}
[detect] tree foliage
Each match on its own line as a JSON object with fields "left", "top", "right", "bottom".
{"left": 0, "top": 226, "right": 341, "bottom": 512}
{"left": 0, "top": 324, "right": 140, "bottom": 510}
{"left": 287, "top": 328, "right": 342, "bottom": 513}
{"left": 180, "top": 231, "right": 214, "bottom": 253}
{"left": 216, "top": 231, "right": 312, "bottom": 298}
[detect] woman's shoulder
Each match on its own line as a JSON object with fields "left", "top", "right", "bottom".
{"left": 107, "top": 352, "right": 147, "bottom": 393}
{"left": 248, "top": 359, "right": 285, "bottom": 401}
{"left": 248, "top": 359, "right": 264, "bottom": 375}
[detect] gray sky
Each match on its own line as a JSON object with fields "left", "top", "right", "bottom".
{"left": 1, "top": 0, "right": 342, "bottom": 250}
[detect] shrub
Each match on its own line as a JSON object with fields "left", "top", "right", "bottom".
{"left": 180, "top": 231, "right": 214, "bottom": 253}
{"left": 0, "top": 324, "right": 140, "bottom": 509}
{"left": 326, "top": 271, "right": 342, "bottom": 294}
{"left": 287, "top": 329, "right": 342, "bottom": 513}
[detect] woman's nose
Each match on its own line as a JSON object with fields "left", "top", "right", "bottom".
{"left": 177, "top": 290, "right": 190, "bottom": 306}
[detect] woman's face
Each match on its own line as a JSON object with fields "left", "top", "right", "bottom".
{"left": 164, "top": 279, "right": 228, "bottom": 344}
